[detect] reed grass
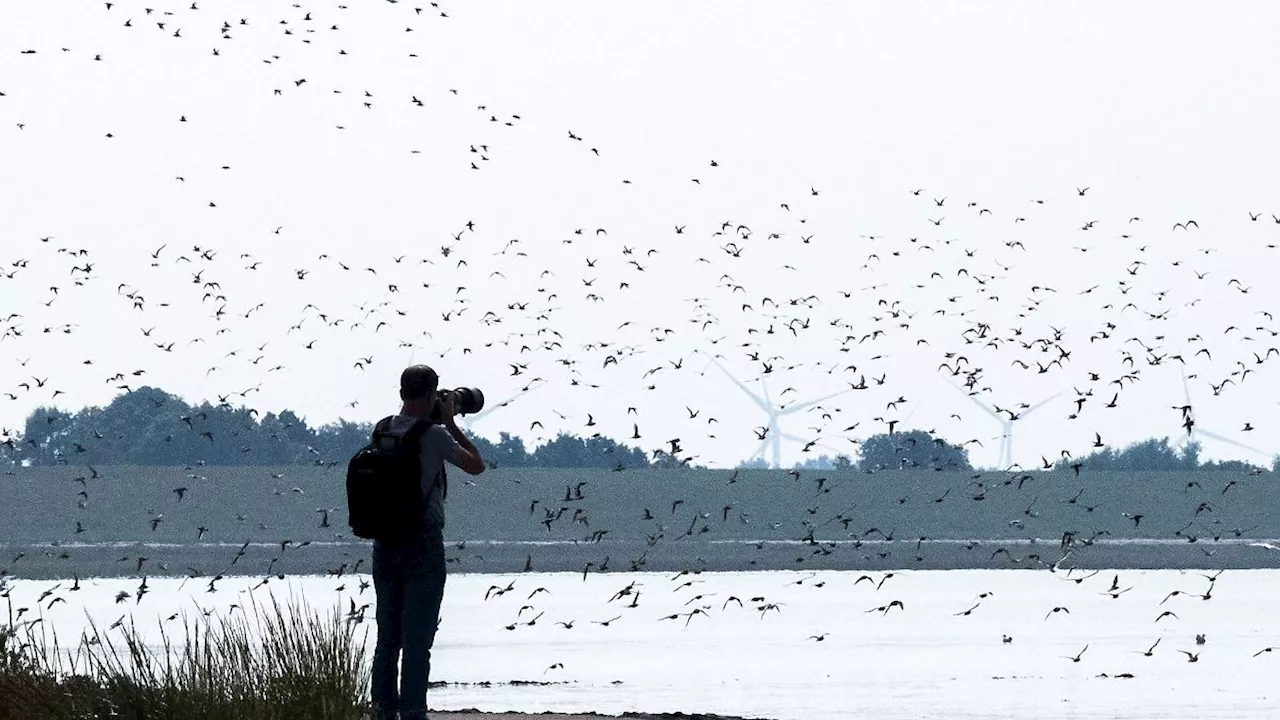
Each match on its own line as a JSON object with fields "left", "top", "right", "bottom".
{"left": 0, "top": 590, "right": 373, "bottom": 720}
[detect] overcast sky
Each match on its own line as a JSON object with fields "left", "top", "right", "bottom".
{"left": 3, "top": 1, "right": 1280, "bottom": 469}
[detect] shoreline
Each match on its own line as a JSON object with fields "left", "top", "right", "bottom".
{"left": 3, "top": 536, "right": 1279, "bottom": 581}
{"left": 0, "top": 708, "right": 776, "bottom": 720}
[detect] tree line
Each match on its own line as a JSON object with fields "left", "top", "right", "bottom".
{"left": 1049, "top": 436, "right": 1275, "bottom": 473}
{"left": 0, "top": 386, "right": 1273, "bottom": 472}
{"left": 0, "top": 386, "right": 656, "bottom": 470}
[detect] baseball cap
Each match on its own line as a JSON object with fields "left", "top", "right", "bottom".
{"left": 399, "top": 365, "right": 439, "bottom": 401}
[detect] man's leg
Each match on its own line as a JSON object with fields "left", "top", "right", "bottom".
{"left": 397, "top": 534, "right": 447, "bottom": 719}
{"left": 371, "top": 546, "right": 406, "bottom": 720}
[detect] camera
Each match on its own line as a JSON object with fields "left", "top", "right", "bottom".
{"left": 431, "top": 387, "right": 484, "bottom": 422}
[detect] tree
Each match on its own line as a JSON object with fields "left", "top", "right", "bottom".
{"left": 649, "top": 450, "right": 689, "bottom": 469}
{"left": 856, "top": 430, "right": 971, "bottom": 472}
{"left": 793, "top": 454, "right": 838, "bottom": 470}
{"left": 476, "top": 432, "right": 531, "bottom": 468}
{"left": 5, "top": 385, "right": 672, "bottom": 469}
{"left": 523, "top": 432, "right": 649, "bottom": 469}
{"left": 314, "top": 419, "right": 372, "bottom": 461}
{"left": 5, "top": 387, "right": 352, "bottom": 467}
{"left": 1053, "top": 437, "right": 1264, "bottom": 472}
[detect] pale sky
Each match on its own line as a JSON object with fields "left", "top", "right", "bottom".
{"left": 2, "top": 1, "right": 1280, "bottom": 468}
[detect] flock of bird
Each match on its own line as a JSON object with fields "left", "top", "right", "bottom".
{"left": 3, "top": 0, "right": 1280, "bottom": 682}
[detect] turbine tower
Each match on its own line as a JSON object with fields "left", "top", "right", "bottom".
{"left": 1171, "top": 368, "right": 1269, "bottom": 461}
{"left": 700, "top": 352, "right": 852, "bottom": 468}
{"left": 945, "top": 379, "right": 1062, "bottom": 469}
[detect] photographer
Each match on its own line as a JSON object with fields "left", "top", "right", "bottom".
{"left": 371, "top": 364, "right": 485, "bottom": 720}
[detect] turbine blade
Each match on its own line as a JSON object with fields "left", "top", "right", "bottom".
{"left": 1194, "top": 428, "right": 1269, "bottom": 459}
{"left": 695, "top": 350, "right": 716, "bottom": 375}
{"left": 702, "top": 353, "right": 772, "bottom": 412}
{"left": 1019, "top": 390, "right": 1065, "bottom": 418}
{"left": 753, "top": 435, "right": 769, "bottom": 461}
{"left": 778, "top": 387, "right": 853, "bottom": 416}
{"left": 799, "top": 439, "right": 846, "bottom": 456}
{"left": 466, "top": 382, "right": 544, "bottom": 423}
{"left": 778, "top": 431, "right": 841, "bottom": 453}
{"left": 942, "top": 377, "right": 1002, "bottom": 421}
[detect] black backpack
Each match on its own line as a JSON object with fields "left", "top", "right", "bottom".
{"left": 346, "top": 416, "right": 441, "bottom": 542}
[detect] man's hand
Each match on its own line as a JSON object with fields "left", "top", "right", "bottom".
{"left": 441, "top": 391, "right": 458, "bottom": 425}
{"left": 441, "top": 392, "right": 485, "bottom": 474}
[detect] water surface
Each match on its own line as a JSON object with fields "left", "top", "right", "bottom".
{"left": 4, "top": 568, "right": 1274, "bottom": 719}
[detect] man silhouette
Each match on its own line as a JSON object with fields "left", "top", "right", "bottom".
{"left": 371, "top": 365, "right": 485, "bottom": 720}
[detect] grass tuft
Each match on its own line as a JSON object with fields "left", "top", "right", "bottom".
{"left": 1, "top": 590, "right": 373, "bottom": 720}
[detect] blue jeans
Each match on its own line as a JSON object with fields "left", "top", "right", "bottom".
{"left": 371, "top": 529, "right": 446, "bottom": 720}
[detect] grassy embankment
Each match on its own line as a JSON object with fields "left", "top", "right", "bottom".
{"left": 0, "top": 591, "right": 372, "bottom": 720}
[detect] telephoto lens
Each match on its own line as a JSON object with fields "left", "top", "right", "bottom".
{"left": 451, "top": 387, "right": 484, "bottom": 416}
{"left": 431, "top": 387, "right": 485, "bottom": 421}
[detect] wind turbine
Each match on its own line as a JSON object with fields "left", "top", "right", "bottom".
{"left": 1170, "top": 368, "right": 1269, "bottom": 462}
{"left": 699, "top": 352, "right": 853, "bottom": 468}
{"left": 944, "top": 378, "right": 1062, "bottom": 469}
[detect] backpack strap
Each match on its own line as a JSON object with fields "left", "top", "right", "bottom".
{"left": 375, "top": 417, "right": 447, "bottom": 500}
{"left": 403, "top": 419, "right": 451, "bottom": 501}
{"left": 403, "top": 418, "right": 433, "bottom": 446}
{"left": 372, "top": 416, "right": 431, "bottom": 442}
{"left": 408, "top": 420, "right": 449, "bottom": 500}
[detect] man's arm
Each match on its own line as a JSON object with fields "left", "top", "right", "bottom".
{"left": 444, "top": 417, "right": 486, "bottom": 475}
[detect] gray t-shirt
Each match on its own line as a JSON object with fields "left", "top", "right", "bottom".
{"left": 383, "top": 415, "right": 461, "bottom": 529}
